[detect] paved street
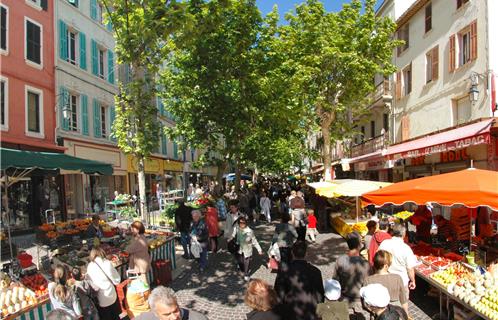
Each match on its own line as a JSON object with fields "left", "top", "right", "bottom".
{"left": 171, "top": 222, "right": 434, "bottom": 320}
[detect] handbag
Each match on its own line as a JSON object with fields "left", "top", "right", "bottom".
{"left": 268, "top": 257, "right": 279, "bottom": 272}
{"left": 227, "top": 238, "right": 239, "bottom": 255}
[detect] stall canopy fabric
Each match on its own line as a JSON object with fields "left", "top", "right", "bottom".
{"left": 309, "top": 179, "right": 392, "bottom": 198}
{"left": 361, "top": 168, "right": 498, "bottom": 211}
{"left": 1, "top": 148, "right": 113, "bottom": 175}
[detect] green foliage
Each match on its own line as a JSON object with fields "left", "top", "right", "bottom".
{"left": 160, "top": 204, "right": 177, "bottom": 228}
{"left": 119, "top": 206, "right": 139, "bottom": 220}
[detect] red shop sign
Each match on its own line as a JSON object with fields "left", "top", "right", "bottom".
{"left": 400, "top": 133, "right": 490, "bottom": 158}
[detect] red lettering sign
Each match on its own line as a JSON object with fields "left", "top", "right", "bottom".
{"left": 440, "top": 149, "right": 470, "bottom": 163}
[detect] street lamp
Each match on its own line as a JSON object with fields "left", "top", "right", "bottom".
{"left": 62, "top": 101, "right": 71, "bottom": 120}
{"left": 469, "top": 72, "right": 479, "bottom": 104}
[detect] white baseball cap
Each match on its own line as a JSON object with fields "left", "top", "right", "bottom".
{"left": 324, "top": 279, "right": 341, "bottom": 301}
{"left": 360, "top": 284, "right": 390, "bottom": 308}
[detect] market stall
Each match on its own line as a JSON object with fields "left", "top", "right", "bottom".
{"left": 361, "top": 168, "right": 498, "bottom": 319}
{"left": 1, "top": 218, "right": 176, "bottom": 320}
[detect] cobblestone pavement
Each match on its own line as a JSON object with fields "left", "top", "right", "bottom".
{"left": 171, "top": 222, "right": 435, "bottom": 320}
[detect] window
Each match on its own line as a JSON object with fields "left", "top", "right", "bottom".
{"left": 25, "top": 0, "right": 41, "bottom": 9}
{"left": 459, "top": 28, "right": 471, "bottom": 66}
{"left": 1, "top": 5, "right": 7, "bottom": 53}
{"left": 453, "top": 96, "right": 471, "bottom": 125}
{"left": 426, "top": 46, "right": 439, "bottom": 83}
{"left": 98, "top": 48, "right": 105, "bottom": 79}
{"left": 68, "top": 30, "right": 77, "bottom": 65}
{"left": 370, "top": 121, "right": 375, "bottom": 138}
{"left": 25, "top": 86, "right": 43, "bottom": 136}
{"left": 425, "top": 3, "right": 432, "bottom": 33}
{"left": 25, "top": 18, "right": 42, "bottom": 66}
{"left": 67, "top": 0, "right": 78, "bottom": 7}
{"left": 383, "top": 113, "right": 389, "bottom": 132}
{"left": 403, "top": 65, "right": 412, "bottom": 96}
{"left": 1, "top": 77, "right": 7, "bottom": 129}
{"left": 97, "top": 3, "right": 104, "bottom": 24}
{"left": 69, "top": 94, "right": 78, "bottom": 131}
{"left": 100, "top": 105, "right": 107, "bottom": 138}
{"left": 457, "top": 0, "right": 469, "bottom": 9}
{"left": 449, "top": 21, "right": 477, "bottom": 72}
{"left": 360, "top": 126, "right": 365, "bottom": 142}
{"left": 397, "top": 23, "right": 409, "bottom": 56}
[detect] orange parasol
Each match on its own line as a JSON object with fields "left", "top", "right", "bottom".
{"left": 361, "top": 168, "right": 498, "bottom": 210}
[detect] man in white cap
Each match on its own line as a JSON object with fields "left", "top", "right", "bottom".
{"left": 316, "top": 279, "right": 349, "bottom": 320}
{"left": 360, "top": 284, "right": 408, "bottom": 320}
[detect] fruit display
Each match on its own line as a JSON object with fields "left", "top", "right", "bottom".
{"left": 415, "top": 264, "right": 435, "bottom": 276}
{"left": 351, "top": 222, "right": 368, "bottom": 236}
{"left": 0, "top": 283, "right": 38, "bottom": 317}
{"left": 393, "top": 210, "right": 414, "bottom": 220}
{"left": 419, "top": 255, "right": 454, "bottom": 270}
{"left": 148, "top": 236, "right": 168, "bottom": 249}
{"left": 330, "top": 216, "right": 352, "bottom": 238}
{"left": 430, "top": 263, "right": 472, "bottom": 288}
{"left": 20, "top": 274, "right": 48, "bottom": 298}
{"left": 452, "top": 271, "right": 498, "bottom": 320}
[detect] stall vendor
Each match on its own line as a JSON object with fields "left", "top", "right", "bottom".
{"left": 434, "top": 215, "right": 458, "bottom": 251}
{"left": 86, "top": 214, "right": 103, "bottom": 239}
{"left": 410, "top": 205, "right": 432, "bottom": 243}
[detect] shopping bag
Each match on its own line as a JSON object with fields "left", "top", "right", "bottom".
{"left": 191, "top": 240, "right": 202, "bottom": 258}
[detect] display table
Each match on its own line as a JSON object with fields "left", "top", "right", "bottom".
{"left": 329, "top": 214, "right": 368, "bottom": 238}
{"left": 4, "top": 297, "right": 50, "bottom": 320}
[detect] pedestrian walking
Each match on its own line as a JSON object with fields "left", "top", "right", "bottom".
{"left": 368, "top": 218, "right": 392, "bottom": 265}
{"left": 306, "top": 209, "right": 318, "bottom": 243}
{"left": 259, "top": 192, "right": 272, "bottom": 223}
{"left": 360, "top": 284, "right": 408, "bottom": 320}
{"left": 215, "top": 194, "right": 227, "bottom": 220}
{"left": 274, "top": 241, "right": 324, "bottom": 320}
{"left": 331, "top": 232, "right": 370, "bottom": 320}
{"left": 205, "top": 205, "right": 219, "bottom": 253}
{"left": 175, "top": 199, "right": 193, "bottom": 259}
{"left": 190, "top": 210, "right": 209, "bottom": 272}
{"left": 126, "top": 221, "right": 151, "bottom": 284}
{"left": 272, "top": 214, "right": 298, "bottom": 271}
{"left": 230, "top": 217, "right": 263, "bottom": 281}
{"left": 86, "top": 247, "right": 122, "bottom": 320}
{"left": 48, "top": 265, "right": 82, "bottom": 319}
{"left": 244, "top": 279, "right": 282, "bottom": 320}
{"left": 290, "top": 191, "right": 306, "bottom": 241}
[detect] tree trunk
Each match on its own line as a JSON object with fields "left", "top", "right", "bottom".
{"left": 137, "top": 156, "right": 148, "bottom": 224}
{"left": 321, "top": 121, "right": 334, "bottom": 181}
{"left": 215, "top": 160, "right": 227, "bottom": 191}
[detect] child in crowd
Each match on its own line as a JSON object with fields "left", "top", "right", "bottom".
{"left": 316, "top": 279, "right": 349, "bottom": 320}
{"left": 306, "top": 209, "right": 318, "bottom": 243}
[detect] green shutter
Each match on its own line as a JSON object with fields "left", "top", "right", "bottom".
{"left": 173, "top": 141, "right": 178, "bottom": 159}
{"left": 157, "top": 97, "right": 164, "bottom": 115}
{"left": 81, "top": 94, "right": 89, "bottom": 135}
{"left": 79, "top": 32, "right": 86, "bottom": 70}
{"left": 59, "top": 20, "right": 67, "bottom": 61}
{"left": 161, "top": 133, "right": 167, "bottom": 155}
{"left": 107, "top": 50, "right": 114, "bottom": 84}
{"left": 93, "top": 98, "right": 101, "bottom": 138}
{"left": 59, "top": 87, "right": 69, "bottom": 131}
{"left": 109, "top": 105, "right": 116, "bottom": 141}
{"left": 91, "top": 39, "right": 98, "bottom": 76}
{"left": 90, "top": 0, "right": 97, "bottom": 20}
{"left": 191, "top": 149, "right": 195, "bottom": 162}
{"left": 106, "top": 21, "right": 113, "bottom": 32}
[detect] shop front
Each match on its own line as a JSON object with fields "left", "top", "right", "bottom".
{"left": 184, "top": 162, "right": 203, "bottom": 188}
{"left": 127, "top": 156, "right": 164, "bottom": 209}
{"left": 62, "top": 139, "right": 126, "bottom": 217}
{"left": 163, "top": 159, "right": 184, "bottom": 192}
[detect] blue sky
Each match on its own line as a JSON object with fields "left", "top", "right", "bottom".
{"left": 256, "top": 0, "right": 382, "bottom": 23}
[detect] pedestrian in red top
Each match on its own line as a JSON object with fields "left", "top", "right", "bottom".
{"left": 368, "top": 218, "right": 392, "bottom": 265}
{"left": 306, "top": 209, "right": 318, "bottom": 243}
{"left": 205, "top": 205, "right": 219, "bottom": 253}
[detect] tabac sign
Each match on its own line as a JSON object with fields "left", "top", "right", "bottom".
{"left": 398, "top": 133, "right": 490, "bottom": 158}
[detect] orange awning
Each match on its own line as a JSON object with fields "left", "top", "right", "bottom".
{"left": 361, "top": 168, "right": 498, "bottom": 210}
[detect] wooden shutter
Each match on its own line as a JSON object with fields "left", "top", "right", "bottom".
{"left": 59, "top": 20, "right": 67, "bottom": 60}
{"left": 449, "top": 35, "right": 456, "bottom": 72}
{"left": 401, "top": 116, "right": 410, "bottom": 141}
{"left": 395, "top": 71, "right": 402, "bottom": 100}
{"left": 109, "top": 105, "right": 116, "bottom": 141}
{"left": 81, "top": 94, "right": 89, "bottom": 135}
{"left": 91, "top": 39, "right": 98, "bottom": 76}
{"left": 108, "top": 50, "right": 114, "bottom": 84}
{"left": 470, "top": 20, "right": 477, "bottom": 60}
{"left": 90, "top": 0, "right": 97, "bottom": 20}
{"left": 59, "top": 87, "right": 69, "bottom": 131}
{"left": 432, "top": 46, "right": 439, "bottom": 80}
{"left": 79, "top": 32, "right": 87, "bottom": 70}
{"left": 93, "top": 98, "right": 101, "bottom": 138}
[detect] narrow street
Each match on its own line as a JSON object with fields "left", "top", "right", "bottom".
{"left": 170, "top": 222, "right": 434, "bottom": 320}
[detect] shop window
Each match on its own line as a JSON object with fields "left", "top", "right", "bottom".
{"left": 25, "top": 18, "right": 42, "bottom": 67}
{"left": 1, "top": 5, "right": 8, "bottom": 53}
{"left": 453, "top": 96, "right": 471, "bottom": 125}
{"left": 25, "top": 85, "right": 43, "bottom": 136}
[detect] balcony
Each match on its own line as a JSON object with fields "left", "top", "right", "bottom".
{"left": 367, "top": 80, "right": 392, "bottom": 109}
{"left": 351, "top": 132, "right": 389, "bottom": 158}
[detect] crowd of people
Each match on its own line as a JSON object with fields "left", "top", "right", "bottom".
{"left": 45, "top": 179, "right": 417, "bottom": 320}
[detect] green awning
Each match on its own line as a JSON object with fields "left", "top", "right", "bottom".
{"left": 1, "top": 148, "right": 113, "bottom": 175}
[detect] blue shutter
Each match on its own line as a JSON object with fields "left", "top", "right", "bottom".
{"left": 157, "top": 97, "right": 164, "bottom": 116}
{"left": 81, "top": 94, "right": 89, "bottom": 135}
{"left": 59, "top": 20, "right": 67, "bottom": 61}
{"left": 79, "top": 32, "right": 87, "bottom": 70}
{"left": 90, "top": 0, "right": 97, "bottom": 20}
{"left": 59, "top": 87, "right": 69, "bottom": 131}
{"left": 161, "top": 133, "right": 167, "bottom": 155}
{"left": 91, "top": 39, "right": 98, "bottom": 76}
{"left": 109, "top": 105, "right": 116, "bottom": 141}
{"left": 173, "top": 141, "right": 178, "bottom": 159}
{"left": 106, "top": 21, "right": 113, "bottom": 32}
{"left": 108, "top": 50, "right": 114, "bottom": 84}
{"left": 93, "top": 99, "right": 101, "bottom": 138}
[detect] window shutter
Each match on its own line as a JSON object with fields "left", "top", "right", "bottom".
{"left": 91, "top": 39, "right": 98, "bottom": 76}
{"left": 432, "top": 46, "right": 439, "bottom": 80}
{"left": 161, "top": 132, "right": 167, "bottom": 155}
{"left": 79, "top": 32, "right": 87, "bottom": 70}
{"left": 93, "top": 98, "right": 101, "bottom": 138}
{"left": 470, "top": 20, "right": 477, "bottom": 60}
{"left": 157, "top": 97, "right": 164, "bottom": 115}
{"left": 81, "top": 94, "right": 89, "bottom": 135}
{"left": 173, "top": 141, "right": 178, "bottom": 159}
{"left": 395, "top": 71, "right": 402, "bottom": 100}
{"left": 449, "top": 35, "right": 456, "bottom": 72}
{"left": 59, "top": 87, "right": 69, "bottom": 131}
{"left": 59, "top": 20, "right": 68, "bottom": 61}
{"left": 108, "top": 50, "right": 114, "bottom": 84}
{"left": 90, "top": 0, "right": 97, "bottom": 20}
{"left": 109, "top": 105, "right": 116, "bottom": 141}
{"left": 107, "top": 21, "right": 113, "bottom": 32}
{"left": 401, "top": 116, "right": 410, "bottom": 141}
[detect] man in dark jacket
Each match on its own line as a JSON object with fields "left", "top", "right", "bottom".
{"left": 175, "top": 199, "right": 193, "bottom": 259}
{"left": 274, "top": 241, "right": 325, "bottom": 320}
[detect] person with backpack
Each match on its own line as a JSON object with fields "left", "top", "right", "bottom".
{"left": 48, "top": 265, "right": 82, "bottom": 319}
{"left": 71, "top": 267, "right": 100, "bottom": 320}
{"left": 86, "top": 247, "right": 122, "bottom": 320}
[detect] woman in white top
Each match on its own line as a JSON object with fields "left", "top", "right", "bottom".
{"left": 86, "top": 247, "right": 122, "bottom": 320}
{"left": 259, "top": 192, "right": 272, "bottom": 223}
{"left": 47, "top": 264, "right": 82, "bottom": 319}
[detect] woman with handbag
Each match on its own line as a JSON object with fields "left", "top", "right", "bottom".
{"left": 231, "top": 217, "right": 263, "bottom": 281}
{"left": 125, "top": 221, "right": 151, "bottom": 284}
{"left": 86, "top": 247, "right": 122, "bottom": 320}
